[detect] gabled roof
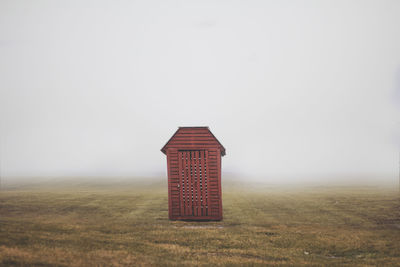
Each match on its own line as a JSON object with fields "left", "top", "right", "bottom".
{"left": 161, "top": 127, "right": 226, "bottom": 156}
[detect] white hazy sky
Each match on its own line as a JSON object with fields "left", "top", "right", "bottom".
{"left": 1, "top": 0, "right": 400, "bottom": 183}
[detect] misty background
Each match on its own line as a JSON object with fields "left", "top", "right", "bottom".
{"left": 1, "top": 0, "right": 400, "bottom": 184}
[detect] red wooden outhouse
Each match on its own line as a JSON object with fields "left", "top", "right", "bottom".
{"left": 161, "top": 127, "right": 225, "bottom": 221}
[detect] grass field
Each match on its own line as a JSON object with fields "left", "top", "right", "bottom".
{"left": 0, "top": 178, "right": 399, "bottom": 266}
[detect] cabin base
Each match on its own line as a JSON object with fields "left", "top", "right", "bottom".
{"left": 170, "top": 216, "right": 222, "bottom": 221}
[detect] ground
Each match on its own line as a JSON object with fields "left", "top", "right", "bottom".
{"left": 0, "top": 178, "right": 399, "bottom": 266}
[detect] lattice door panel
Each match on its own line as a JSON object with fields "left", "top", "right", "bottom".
{"left": 178, "top": 150, "right": 209, "bottom": 217}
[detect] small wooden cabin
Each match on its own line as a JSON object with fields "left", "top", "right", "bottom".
{"left": 161, "top": 127, "right": 225, "bottom": 221}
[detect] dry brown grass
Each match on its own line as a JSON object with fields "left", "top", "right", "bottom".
{"left": 0, "top": 179, "right": 399, "bottom": 266}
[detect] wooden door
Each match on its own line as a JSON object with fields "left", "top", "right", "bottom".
{"left": 178, "top": 150, "right": 210, "bottom": 217}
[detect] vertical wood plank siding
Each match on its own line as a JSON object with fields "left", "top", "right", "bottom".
{"left": 163, "top": 127, "right": 224, "bottom": 221}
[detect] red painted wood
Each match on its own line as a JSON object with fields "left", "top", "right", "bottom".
{"left": 163, "top": 127, "right": 224, "bottom": 221}
{"left": 200, "top": 150, "right": 206, "bottom": 216}
{"left": 166, "top": 150, "right": 172, "bottom": 219}
{"left": 191, "top": 151, "right": 195, "bottom": 216}
{"left": 185, "top": 151, "right": 190, "bottom": 216}
{"left": 217, "top": 148, "right": 223, "bottom": 220}
{"left": 161, "top": 127, "right": 225, "bottom": 156}
{"left": 205, "top": 150, "right": 210, "bottom": 216}
{"left": 168, "top": 149, "right": 180, "bottom": 217}
{"left": 178, "top": 151, "right": 183, "bottom": 216}
{"left": 192, "top": 151, "right": 195, "bottom": 216}
{"left": 195, "top": 151, "right": 200, "bottom": 216}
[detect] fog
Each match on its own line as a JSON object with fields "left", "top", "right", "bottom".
{"left": 1, "top": 0, "right": 400, "bottom": 184}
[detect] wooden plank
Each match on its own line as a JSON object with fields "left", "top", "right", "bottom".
{"left": 176, "top": 130, "right": 210, "bottom": 134}
{"left": 188, "top": 151, "right": 193, "bottom": 216}
{"left": 174, "top": 135, "right": 215, "bottom": 139}
{"left": 178, "top": 151, "right": 183, "bottom": 217}
{"left": 185, "top": 151, "right": 192, "bottom": 215}
{"left": 195, "top": 150, "right": 201, "bottom": 216}
{"left": 191, "top": 151, "right": 195, "bottom": 217}
{"left": 168, "top": 143, "right": 219, "bottom": 146}
{"left": 170, "top": 136, "right": 216, "bottom": 140}
{"left": 185, "top": 151, "right": 189, "bottom": 216}
{"left": 217, "top": 148, "right": 222, "bottom": 219}
{"left": 167, "top": 143, "right": 221, "bottom": 147}
{"left": 171, "top": 139, "right": 217, "bottom": 143}
{"left": 192, "top": 151, "right": 196, "bottom": 216}
{"left": 166, "top": 150, "right": 172, "bottom": 219}
{"left": 168, "top": 146, "right": 219, "bottom": 150}
{"left": 167, "top": 140, "right": 219, "bottom": 144}
{"left": 190, "top": 151, "right": 197, "bottom": 216}
{"left": 186, "top": 151, "right": 192, "bottom": 216}
{"left": 193, "top": 151, "right": 197, "bottom": 217}
{"left": 183, "top": 151, "right": 188, "bottom": 216}
{"left": 168, "top": 147, "right": 220, "bottom": 151}
{"left": 182, "top": 151, "right": 186, "bottom": 216}
{"left": 205, "top": 150, "right": 210, "bottom": 216}
{"left": 171, "top": 146, "right": 216, "bottom": 150}
{"left": 200, "top": 150, "right": 206, "bottom": 216}
{"left": 169, "top": 140, "right": 218, "bottom": 144}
